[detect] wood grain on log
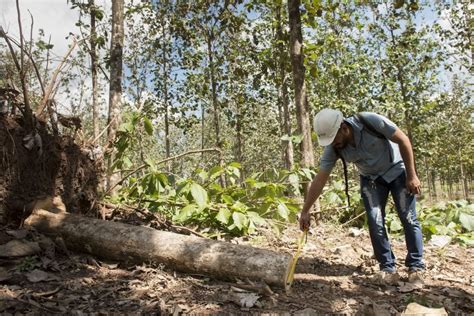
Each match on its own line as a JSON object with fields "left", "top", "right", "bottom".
{"left": 25, "top": 210, "right": 292, "bottom": 287}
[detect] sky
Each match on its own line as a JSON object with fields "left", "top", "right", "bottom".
{"left": 1, "top": 0, "right": 112, "bottom": 113}
{"left": 1, "top": 0, "right": 81, "bottom": 57}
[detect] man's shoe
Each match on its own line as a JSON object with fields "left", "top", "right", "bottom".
{"left": 372, "top": 271, "right": 400, "bottom": 286}
{"left": 408, "top": 270, "right": 424, "bottom": 285}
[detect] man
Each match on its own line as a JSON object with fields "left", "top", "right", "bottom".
{"left": 299, "top": 108, "right": 424, "bottom": 283}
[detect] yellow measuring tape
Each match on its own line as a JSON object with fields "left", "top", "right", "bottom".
{"left": 285, "top": 230, "right": 307, "bottom": 290}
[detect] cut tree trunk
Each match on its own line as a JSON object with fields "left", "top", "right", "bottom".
{"left": 25, "top": 210, "right": 292, "bottom": 287}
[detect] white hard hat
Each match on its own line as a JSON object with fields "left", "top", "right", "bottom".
{"left": 313, "top": 108, "right": 343, "bottom": 146}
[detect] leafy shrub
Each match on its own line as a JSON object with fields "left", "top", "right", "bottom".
{"left": 384, "top": 200, "right": 474, "bottom": 246}
{"left": 117, "top": 162, "right": 309, "bottom": 236}
{"left": 319, "top": 178, "right": 365, "bottom": 225}
{"left": 418, "top": 200, "right": 474, "bottom": 246}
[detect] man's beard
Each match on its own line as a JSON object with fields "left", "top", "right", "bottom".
{"left": 333, "top": 138, "right": 348, "bottom": 150}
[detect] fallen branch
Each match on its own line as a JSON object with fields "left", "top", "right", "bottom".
{"left": 36, "top": 38, "right": 78, "bottom": 119}
{"left": 32, "top": 286, "right": 62, "bottom": 298}
{"left": 87, "top": 115, "right": 118, "bottom": 146}
{"left": 102, "top": 202, "right": 207, "bottom": 239}
{"left": 16, "top": 0, "right": 31, "bottom": 120}
{"left": 105, "top": 148, "right": 221, "bottom": 195}
{"left": 341, "top": 209, "right": 365, "bottom": 227}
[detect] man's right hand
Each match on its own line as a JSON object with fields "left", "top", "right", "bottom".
{"left": 299, "top": 211, "right": 311, "bottom": 231}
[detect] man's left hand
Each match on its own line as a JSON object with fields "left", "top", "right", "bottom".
{"left": 406, "top": 175, "right": 421, "bottom": 195}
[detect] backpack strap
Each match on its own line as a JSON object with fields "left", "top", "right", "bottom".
{"left": 355, "top": 113, "right": 393, "bottom": 163}
{"left": 355, "top": 113, "right": 385, "bottom": 139}
{"left": 333, "top": 148, "right": 351, "bottom": 209}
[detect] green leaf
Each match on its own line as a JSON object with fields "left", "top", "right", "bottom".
{"left": 248, "top": 220, "right": 256, "bottom": 234}
{"left": 119, "top": 121, "right": 133, "bottom": 133}
{"left": 288, "top": 173, "right": 300, "bottom": 195}
{"left": 197, "top": 169, "right": 208, "bottom": 181}
{"left": 190, "top": 183, "right": 208, "bottom": 208}
{"left": 222, "top": 195, "right": 234, "bottom": 204}
{"left": 209, "top": 183, "right": 224, "bottom": 193}
{"left": 229, "top": 162, "right": 241, "bottom": 168}
{"left": 122, "top": 157, "right": 132, "bottom": 169}
{"left": 209, "top": 166, "right": 224, "bottom": 180}
{"left": 145, "top": 158, "right": 156, "bottom": 172}
{"left": 216, "top": 208, "right": 231, "bottom": 224}
{"left": 333, "top": 180, "right": 344, "bottom": 191}
{"left": 299, "top": 168, "right": 313, "bottom": 181}
{"left": 247, "top": 211, "right": 266, "bottom": 226}
{"left": 232, "top": 212, "right": 247, "bottom": 230}
{"left": 143, "top": 117, "right": 153, "bottom": 136}
{"left": 459, "top": 213, "right": 474, "bottom": 232}
{"left": 326, "top": 192, "right": 341, "bottom": 204}
{"left": 277, "top": 202, "right": 289, "bottom": 220}
{"left": 455, "top": 233, "right": 474, "bottom": 246}
{"left": 231, "top": 201, "right": 248, "bottom": 212}
{"left": 292, "top": 134, "right": 303, "bottom": 144}
{"left": 389, "top": 219, "right": 403, "bottom": 232}
{"left": 174, "top": 204, "right": 196, "bottom": 222}
{"left": 228, "top": 166, "right": 240, "bottom": 179}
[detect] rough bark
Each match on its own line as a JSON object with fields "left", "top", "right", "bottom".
{"left": 162, "top": 18, "right": 171, "bottom": 170}
{"left": 206, "top": 31, "right": 225, "bottom": 187}
{"left": 288, "top": 0, "right": 314, "bottom": 179}
{"left": 288, "top": 0, "right": 321, "bottom": 218}
{"left": 288, "top": 0, "right": 314, "bottom": 170}
{"left": 276, "top": 2, "right": 294, "bottom": 170}
{"left": 90, "top": 0, "right": 99, "bottom": 140}
{"left": 106, "top": 0, "right": 124, "bottom": 191}
{"left": 25, "top": 210, "right": 292, "bottom": 287}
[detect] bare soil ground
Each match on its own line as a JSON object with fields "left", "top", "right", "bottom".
{"left": 0, "top": 219, "right": 472, "bottom": 315}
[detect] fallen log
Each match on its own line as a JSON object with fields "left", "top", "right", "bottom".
{"left": 25, "top": 210, "right": 292, "bottom": 287}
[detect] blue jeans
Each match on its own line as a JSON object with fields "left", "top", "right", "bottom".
{"left": 360, "top": 172, "right": 425, "bottom": 272}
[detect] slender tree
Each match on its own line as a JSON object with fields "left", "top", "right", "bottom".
{"left": 275, "top": 0, "right": 294, "bottom": 170}
{"left": 288, "top": 0, "right": 314, "bottom": 184}
{"left": 89, "top": 0, "right": 99, "bottom": 139}
{"left": 107, "top": 0, "right": 124, "bottom": 190}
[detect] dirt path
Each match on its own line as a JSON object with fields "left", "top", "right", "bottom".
{"left": 1, "top": 223, "right": 473, "bottom": 314}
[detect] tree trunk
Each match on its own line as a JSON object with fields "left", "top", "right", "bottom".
{"left": 432, "top": 170, "right": 437, "bottom": 199}
{"left": 15, "top": 0, "right": 33, "bottom": 130}
{"left": 459, "top": 149, "right": 469, "bottom": 200}
{"left": 424, "top": 158, "right": 432, "bottom": 201}
{"left": 288, "top": 0, "right": 321, "bottom": 219}
{"left": 276, "top": 2, "right": 294, "bottom": 170}
{"left": 25, "top": 210, "right": 292, "bottom": 288}
{"left": 201, "top": 103, "right": 205, "bottom": 161}
{"left": 236, "top": 99, "right": 245, "bottom": 182}
{"left": 388, "top": 28, "right": 413, "bottom": 142}
{"left": 461, "top": 0, "right": 473, "bottom": 71}
{"left": 206, "top": 30, "right": 225, "bottom": 187}
{"left": 287, "top": 0, "right": 314, "bottom": 171}
{"left": 90, "top": 0, "right": 99, "bottom": 140}
{"left": 162, "top": 17, "right": 171, "bottom": 172}
{"left": 106, "top": 0, "right": 124, "bottom": 191}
